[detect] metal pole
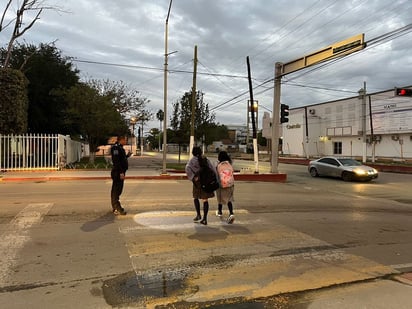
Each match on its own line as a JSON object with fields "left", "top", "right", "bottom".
{"left": 246, "top": 57, "right": 259, "bottom": 173}
{"left": 270, "top": 62, "right": 282, "bottom": 173}
{"left": 189, "top": 45, "right": 197, "bottom": 155}
{"left": 140, "top": 120, "right": 144, "bottom": 156}
{"left": 162, "top": 0, "right": 173, "bottom": 175}
{"left": 359, "top": 82, "right": 366, "bottom": 163}
{"left": 369, "top": 96, "right": 375, "bottom": 162}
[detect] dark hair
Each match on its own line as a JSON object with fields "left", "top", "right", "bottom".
{"left": 218, "top": 151, "right": 231, "bottom": 164}
{"left": 192, "top": 146, "right": 202, "bottom": 157}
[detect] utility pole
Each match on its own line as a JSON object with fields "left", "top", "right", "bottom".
{"left": 270, "top": 62, "right": 282, "bottom": 173}
{"left": 359, "top": 81, "right": 367, "bottom": 163}
{"left": 369, "top": 96, "right": 375, "bottom": 162}
{"left": 162, "top": 0, "right": 173, "bottom": 175}
{"left": 246, "top": 56, "right": 259, "bottom": 173}
{"left": 189, "top": 45, "right": 197, "bottom": 155}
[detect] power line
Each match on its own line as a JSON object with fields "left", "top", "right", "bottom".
{"left": 72, "top": 24, "right": 412, "bottom": 114}
{"left": 72, "top": 58, "right": 249, "bottom": 79}
{"left": 212, "top": 23, "right": 412, "bottom": 112}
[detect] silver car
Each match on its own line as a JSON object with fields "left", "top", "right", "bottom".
{"left": 308, "top": 157, "right": 378, "bottom": 181}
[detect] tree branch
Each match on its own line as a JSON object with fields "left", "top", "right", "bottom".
{"left": 17, "top": 8, "right": 42, "bottom": 38}
{"left": 0, "top": 0, "right": 13, "bottom": 32}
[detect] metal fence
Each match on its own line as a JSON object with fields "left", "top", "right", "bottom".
{"left": 0, "top": 134, "right": 88, "bottom": 171}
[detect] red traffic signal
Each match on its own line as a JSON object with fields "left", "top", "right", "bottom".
{"left": 395, "top": 88, "right": 412, "bottom": 96}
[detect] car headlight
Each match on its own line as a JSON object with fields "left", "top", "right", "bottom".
{"left": 354, "top": 168, "right": 367, "bottom": 175}
{"left": 372, "top": 168, "right": 378, "bottom": 174}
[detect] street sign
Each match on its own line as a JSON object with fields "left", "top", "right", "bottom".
{"left": 280, "top": 33, "right": 365, "bottom": 76}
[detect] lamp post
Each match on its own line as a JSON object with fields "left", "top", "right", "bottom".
{"left": 130, "top": 117, "right": 137, "bottom": 154}
{"left": 140, "top": 118, "right": 144, "bottom": 156}
{"left": 162, "top": 0, "right": 173, "bottom": 175}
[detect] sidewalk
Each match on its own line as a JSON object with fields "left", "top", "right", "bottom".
{"left": 0, "top": 154, "right": 287, "bottom": 182}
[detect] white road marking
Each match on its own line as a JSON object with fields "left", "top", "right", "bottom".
{"left": 106, "top": 180, "right": 181, "bottom": 184}
{"left": 119, "top": 209, "right": 254, "bottom": 233}
{"left": 118, "top": 209, "right": 252, "bottom": 232}
{"left": 391, "top": 263, "right": 412, "bottom": 270}
{"left": 0, "top": 203, "right": 53, "bottom": 287}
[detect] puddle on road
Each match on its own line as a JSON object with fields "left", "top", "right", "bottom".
{"left": 102, "top": 269, "right": 192, "bottom": 307}
{"left": 102, "top": 269, "right": 294, "bottom": 308}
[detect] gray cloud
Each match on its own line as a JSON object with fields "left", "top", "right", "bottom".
{"left": 1, "top": 0, "right": 411, "bottom": 130}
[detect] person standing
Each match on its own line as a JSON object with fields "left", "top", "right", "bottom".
{"left": 216, "top": 151, "right": 235, "bottom": 224}
{"left": 185, "top": 146, "right": 215, "bottom": 225}
{"left": 110, "top": 135, "right": 131, "bottom": 215}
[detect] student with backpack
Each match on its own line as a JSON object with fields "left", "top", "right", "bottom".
{"left": 216, "top": 151, "right": 235, "bottom": 224}
{"left": 185, "top": 146, "right": 217, "bottom": 225}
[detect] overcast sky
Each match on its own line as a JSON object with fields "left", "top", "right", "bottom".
{"left": 1, "top": 0, "right": 412, "bottom": 130}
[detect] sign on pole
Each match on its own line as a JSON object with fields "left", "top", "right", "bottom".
{"left": 281, "top": 33, "right": 365, "bottom": 76}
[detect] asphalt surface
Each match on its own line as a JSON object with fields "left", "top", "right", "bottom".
{"left": 1, "top": 153, "right": 412, "bottom": 308}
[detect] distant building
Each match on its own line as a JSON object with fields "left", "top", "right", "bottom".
{"left": 281, "top": 86, "right": 412, "bottom": 160}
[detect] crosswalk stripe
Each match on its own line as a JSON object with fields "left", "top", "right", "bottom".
{"left": 0, "top": 203, "right": 53, "bottom": 287}
{"left": 119, "top": 219, "right": 262, "bottom": 232}
{"left": 118, "top": 209, "right": 252, "bottom": 232}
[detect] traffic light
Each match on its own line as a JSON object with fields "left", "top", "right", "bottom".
{"left": 395, "top": 88, "right": 412, "bottom": 96}
{"left": 280, "top": 104, "right": 289, "bottom": 123}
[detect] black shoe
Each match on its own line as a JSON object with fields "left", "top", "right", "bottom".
{"left": 193, "top": 215, "right": 202, "bottom": 222}
{"left": 200, "top": 219, "right": 207, "bottom": 225}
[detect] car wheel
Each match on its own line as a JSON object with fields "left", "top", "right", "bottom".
{"left": 342, "top": 171, "right": 353, "bottom": 181}
{"left": 309, "top": 167, "right": 319, "bottom": 177}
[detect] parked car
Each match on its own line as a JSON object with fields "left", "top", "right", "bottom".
{"left": 308, "top": 157, "right": 378, "bottom": 181}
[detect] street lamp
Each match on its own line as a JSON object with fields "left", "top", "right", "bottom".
{"left": 162, "top": 0, "right": 173, "bottom": 175}
{"left": 130, "top": 117, "right": 137, "bottom": 154}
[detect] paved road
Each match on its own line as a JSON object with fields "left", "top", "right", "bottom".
{"left": 0, "top": 153, "right": 411, "bottom": 308}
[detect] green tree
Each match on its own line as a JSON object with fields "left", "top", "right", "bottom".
{"left": 1, "top": 43, "right": 79, "bottom": 133}
{"left": 146, "top": 128, "right": 160, "bottom": 150}
{"left": 89, "top": 79, "right": 150, "bottom": 118}
{"left": 0, "top": 68, "right": 28, "bottom": 133}
{"left": 203, "top": 124, "right": 229, "bottom": 146}
{"left": 258, "top": 130, "right": 267, "bottom": 146}
{"left": 170, "top": 89, "right": 218, "bottom": 146}
{"left": 61, "top": 83, "right": 128, "bottom": 162}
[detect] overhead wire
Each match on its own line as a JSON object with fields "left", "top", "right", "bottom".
{"left": 70, "top": 2, "right": 412, "bottom": 118}
{"left": 212, "top": 22, "right": 412, "bottom": 114}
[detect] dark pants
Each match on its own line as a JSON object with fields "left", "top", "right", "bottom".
{"left": 111, "top": 170, "right": 125, "bottom": 211}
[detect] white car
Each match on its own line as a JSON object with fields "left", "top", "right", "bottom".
{"left": 308, "top": 157, "right": 378, "bottom": 182}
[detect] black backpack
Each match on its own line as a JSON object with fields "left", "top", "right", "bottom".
{"left": 198, "top": 157, "right": 219, "bottom": 193}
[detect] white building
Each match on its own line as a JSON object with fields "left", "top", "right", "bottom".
{"left": 281, "top": 87, "right": 412, "bottom": 160}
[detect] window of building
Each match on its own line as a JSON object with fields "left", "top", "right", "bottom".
{"left": 333, "top": 141, "right": 342, "bottom": 155}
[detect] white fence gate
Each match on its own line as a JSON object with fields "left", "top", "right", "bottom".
{"left": 0, "top": 134, "right": 88, "bottom": 171}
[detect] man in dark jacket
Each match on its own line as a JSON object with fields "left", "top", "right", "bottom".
{"left": 111, "top": 136, "right": 131, "bottom": 215}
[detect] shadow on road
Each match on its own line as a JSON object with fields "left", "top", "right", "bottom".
{"left": 80, "top": 211, "right": 115, "bottom": 232}
{"left": 188, "top": 225, "right": 230, "bottom": 242}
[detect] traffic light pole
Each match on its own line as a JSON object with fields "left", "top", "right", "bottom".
{"left": 271, "top": 62, "right": 282, "bottom": 173}
{"left": 269, "top": 34, "right": 365, "bottom": 174}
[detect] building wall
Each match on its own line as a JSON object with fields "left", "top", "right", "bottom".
{"left": 281, "top": 88, "right": 412, "bottom": 160}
